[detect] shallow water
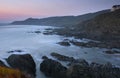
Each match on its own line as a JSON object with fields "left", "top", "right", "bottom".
{"left": 0, "top": 25, "right": 120, "bottom": 78}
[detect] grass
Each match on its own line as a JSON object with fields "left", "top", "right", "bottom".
{"left": 0, "top": 66, "right": 28, "bottom": 78}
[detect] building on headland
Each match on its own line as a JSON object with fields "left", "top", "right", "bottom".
{"left": 111, "top": 5, "right": 120, "bottom": 11}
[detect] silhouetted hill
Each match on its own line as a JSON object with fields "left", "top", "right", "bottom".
{"left": 11, "top": 10, "right": 109, "bottom": 26}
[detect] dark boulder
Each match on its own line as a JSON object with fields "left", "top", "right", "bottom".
{"left": 6, "top": 54, "right": 36, "bottom": 78}
{"left": 68, "top": 59, "right": 89, "bottom": 67}
{"left": 66, "top": 65, "right": 92, "bottom": 78}
{"left": 34, "top": 31, "right": 41, "bottom": 34}
{"left": 90, "top": 62, "right": 120, "bottom": 78}
{"left": 40, "top": 56, "right": 120, "bottom": 78}
{"left": 7, "top": 50, "right": 23, "bottom": 53}
{"left": 57, "top": 41, "right": 71, "bottom": 46}
{"left": 51, "top": 52, "right": 75, "bottom": 62}
{"left": 51, "top": 53, "right": 89, "bottom": 67}
{"left": 104, "top": 50, "right": 120, "bottom": 54}
{"left": 42, "top": 56, "right": 48, "bottom": 60}
{"left": 0, "top": 60, "right": 6, "bottom": 67}
{"left": 40, "top": 58, "right": 67, "bottom": 78}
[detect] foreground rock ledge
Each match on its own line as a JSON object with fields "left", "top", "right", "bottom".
{"left": 6, "top": 54, "right": 36, "bottom": 78}
{"left": 40, "top": 58, "right": 67, "bottom": 78}
{"left": 40, "top": 56, "right": 120, "bottom": 78}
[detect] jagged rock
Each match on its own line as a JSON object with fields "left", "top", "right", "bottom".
{"left": 66, "top": 65, "right": 92, "bottom": 78}
{"left": 40, "top": 56, "right": 120, "bottom": 78}
{"left": 40, "top": 58, "right": 67, "bottom": 78}
{"left": 57, "top": 41, "right": 71, "bottom": 46}
{"left": 51, "top": 52, "right": 75, "bottom": 62}
{"left": 91, "top": 63, "right": 120, "bottom": 78}
{"left": 42, "top": 56, "right": 48, "bottom": 60}
{"left": 69, "top": 59, "right": 89, "bottom": 67}
{"left": 6, "top": 54, "right": 36, "bottom": 78}
{"left": 51, "top": 52, "right": 89, "bottom": 67}
{"left": 7, "top": 50, "right": 23, "bottom": 53}
{"left": 0, "top": 60, "right": 6, "bottom": 67}
{"left": 104, "top": 50, "right": 120, "bottom": 54}
{"left": 34, "top": 31, "right": 41, "bottom": 34}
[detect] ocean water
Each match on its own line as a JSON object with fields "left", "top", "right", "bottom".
{"left": 0, "top": 25, "right": 120, "bottom": 78}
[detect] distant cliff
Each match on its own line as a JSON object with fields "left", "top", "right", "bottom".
{"left": 11, "top": 10, "right": 109, "bottom": 26}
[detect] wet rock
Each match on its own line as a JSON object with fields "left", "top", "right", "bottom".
{"left": 70, "top": 40, "right": 120, "bottom": 49}
{"left": 40, "top": 58, "right": 67, "bottom": 78}
{"left": 0, "top": 60, "right": 6, "bottom": 67}
{"left": 6, "top": 54, "right": 36, "bottom": 78}
{"left": 66, "top": 65, "right": 92, "bottom": 78}
{"left": 34, "top": 31, "right": 41, "bottom": 34}
{"left": 45, "top": 28, "right": 53, "bottom": 30}
{"left": 70, "top": 40, "right": 87, "bottom": 47}
{"left": 7, "top": 50, "right": 23, "bottom": 53}
{"left": 51, "top": 52, "right": 74, "bottom": 62}
{"left": 57, "top": 41, "right": 71, "bottom": 46}
{"left": 42, "top": 56, "right": 48, "bottom": 60}
{"left": 104, "top": 50, "right": 120, "bottom": 54}
{"left": 91, "top": 62, "right": 120, "bottom": 78}
{"left": 41, "top": 55, "right": 120, "bottom": 78}
{"left": 68, "top": 59, "right": 89, "bottom": 67}
{"left": 43, "top": 30, "right": 54, "bottom": 35}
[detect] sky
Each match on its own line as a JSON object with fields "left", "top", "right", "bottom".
{"left": 0, "top": 0, "right": 120, "bottom": 23}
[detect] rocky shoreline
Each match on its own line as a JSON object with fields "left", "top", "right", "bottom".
{"left": 0, "top": 53, "right": 120, "bottom": 78}
{"left": 41, "top": 28, "right": 120, "bottom": 49}
{"left": 0, "top": 54, "right": 36, "bottom": 78}
{"left": 40, "top": 53, "right": 120, "bottom": 78}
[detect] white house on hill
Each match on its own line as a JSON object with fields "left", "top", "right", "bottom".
{"left": 111, "top": 5, "right": 120, "bottom": 11}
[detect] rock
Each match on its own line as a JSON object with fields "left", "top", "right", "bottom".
{"left": 6, "top": 54, "right": 36, "bottom": 78}
{"left": 68, "top": 59, "right": 89, "bottom": 67}
{"left": 70, "top": 40, "right": 87, "bottom": 47}
{"left": 0, "top": 60, "right": 6, "bottom": 67}
{"left": 51, "top": 52, "right": 75, "bottom": 62}
{"left": 43, "top": 30, "right": 54, "bottom": 35}
{"left": 90, "top": 62, "right": 120, "bottom": 78}
{"left": 7, "top": 50, "right": 23, "bottom": 53}
{"left": 34, "top": 31, "right": 41, "bottom": 34}
{"left": 104, "top": 50, "right": 120, "bottom": 54}
{"left": 45, "top": 28, "right": 53, "bottom": 30}
{"left": 40, "top": 56, "right": 120, "bottom": 78}
{"left": 57, "top": 41, "right": 71, "bottom": 46}
{"left": 42, "top": 56, "right": 48, "bottom": 60}
{"left": 40, "top": 58, "right": 67, "bottom": 78}
{"left": 66, "top": 65, "right": 91, "bottom": 78}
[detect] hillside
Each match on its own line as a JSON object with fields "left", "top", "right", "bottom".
{"left": 75, "top": 9, "right": 120, "bottom": 41}
{"left": 11, "top": 10, "right": 109, "bottom": 26}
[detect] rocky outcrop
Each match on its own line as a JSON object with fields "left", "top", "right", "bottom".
{"left": 0, "top": 60, "right": 6, "bottom": 67}
{"left": 66, "top": 65, "right": 91, "bottom": 78}
{"left": 6, "top": 54, "right": 36, "bottom": 78}
{"left": 7, "top": 50, "right": 24, "bottom": 53}
{"left": 57, "top": 41, "right": 71, "bottom": 46}
{"left": 104, "top": 50, "right": 120, "bottom": 54}
{"left": 70, "top": 40, "right": 120, "bottom": 49}
{"left": 40, "top": 58, "right": 67, "bottom": 78}
{"left": 40, "top": 55, "right": 120, "bottom": 78}
{"left": 90, "top": 62, "right": 120, "bottom": 78}
{"left": 51, "top": 53, "right": 74, "bottom": 62}
{"left": 34, "top": 31, "right": 41, "bottom": 34}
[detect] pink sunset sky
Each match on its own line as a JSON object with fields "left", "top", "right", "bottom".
{"left": 0, "top": 0, "right": 119, "bottom": 23}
